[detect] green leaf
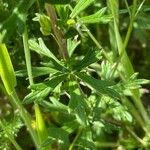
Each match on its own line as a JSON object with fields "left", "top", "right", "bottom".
{"left": 46, "top": 0, "right": 71, "bottom": 4}
{"left": 70, "top": 0, "right": 94, "bottom": 18}
{"left": 78, "top": 7, "right": 112, "bottom": 24}
{"left": 67, "top": 37, "right": 81, "bottom": 57}
{"left": 30, "top": 73, "right": 68, "bottom": 90}
{"left": 42, "top": 127, "right": 69, "bottom": 149}
{"left": 35, "top": 104, "right": 51, "bottom": 150}
{"left": 15, "top": 67, "right": 57, "bottom": 77}
{"left": 33, "top": 13, "right": 51, "bottom": 36}
{"left": 69, "top": 79, "right": 88, "bottom": 126}
{"left": 0, "top": 44, "right": 17, "bottom": 94}
{"left": 100, "top": 61, "right": 116, "bottom": 80}
{"left": 42, "top": 60, "right": 68, "bottom": 73}
{"left": 23, "top": 73, "right": 68, "bottom": 104}
{"left": 76, "top": 73, "right": 120, "bottom": 99}
{"left": 23, "top": 87, "right": 51, "bottom": 104}
{"left": 122, "top": 73, "right": 150, "bottom": 90}
{"left": 134, "top": 15, "right": 150, "bottom": 29}
{"left": 100, "top": 96, "right": 133, "bottom": 123}
{"left": 29, "top": 38, "right": 59, "bottom": 62}
{"left": 40, "top": 99, "right": 68, "bottom": 112}
{"left": 77, "top": 138, "right": 96, "bottom": 150}
{"left": 62, "top": 120, "right": 79, "bottom": 134}
{"left": 73, "top": 49, "right": 102, "bottom": 71}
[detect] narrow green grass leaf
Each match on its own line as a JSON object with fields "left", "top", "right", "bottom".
{"left": 35, "top": 103, "right": 51, "bottom": 150}
{"left": 70, "top": 0, "right": 94, "bottom": 18}
{"left": 107, "top": 0, "right": 119, "bottom": 58}
{"left": 78, "top": 7, "right": 112, "bottom": 24}
{"left": 0, "top": 44, "right": 16, "bottom": 94}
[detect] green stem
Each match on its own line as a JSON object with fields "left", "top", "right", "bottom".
{"left": 10, "top": 91, "right": 39, "bottom": 148}
{"left": 124, "top": 0, "right": 131, "bottom": 17}
{"left": 108, "top": 0, "right": 150, "bottom": 130}
{"left": 68, "top": 127, "right": 82, "bottom": 150}
{"left": 22, "top": 25, "right": 34, "bottom": 85}
{"left": 123, "top": 0, "right": 137, "bottom": 49}
{"left": 22, "top": 22, "right": 50, "bottom": 150}
{"left": 95, "top": 142, "right": 118, "bottom": 148}
{"left": 69, "top": 5, "right": 111, "bottom": 62}
{"left": 126, "top": 126, "right": 146, "bottom": 145}
{"left": 0, "top": 120, "right": 23, "bottom": 150}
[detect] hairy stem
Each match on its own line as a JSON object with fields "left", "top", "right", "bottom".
{"left": 45, "top": 3, "right": 69, "bottom": 60}
{"left": 0, "top": 120, "right": 23, "bottom": 150}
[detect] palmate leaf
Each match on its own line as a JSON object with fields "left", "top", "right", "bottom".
{"left": 100, "top": 96, "right": 133, "bottom": 123}
{"left": 29, "top": 38, "right": 59, "bottom": 62}
{"left": 30, "top": 73, "right": 68, "bottom": 90}
{"left": 76, "top": 73, "right": 120, "bottom": 99}
{"left": 122, "top": 73, "right": 150, "bottom": 90}
{"left": 69, "top": 79, "right": 88, "bottom": 126}
{"left": 70, "top": 0, "right": 94, "bottom": 18}
{"left": 78, "top": 7, "right": 112, "bottom": 24}
{"left": 23, "top": 73, "right": 68, "bottom": 104}
{"left": 29, "top": 38, "right": 69, "bottom": 72}
{"left": 73, "top": 48, "right": 102, "bottom": 71}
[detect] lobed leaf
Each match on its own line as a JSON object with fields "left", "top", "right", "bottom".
{"left": 67, "top": 37, "right": 81, "bottom": 57}
{"left": 29, "top": 38, "right": 59, "bottom": 62}
{"left": 33, "top": 13, "right": 51, "bottom": 36}
{"left": 73, "top": 49, "right": 102, "bottom": 71}
{"left": 23, "top": 73, "right": 68, "bottom": 104}
{"left": 15, "top": 67, "right": 57, "bottom": 77}
{"left": 70, "top": 0, "right": 94, "bottom": 18}
{"left": 78, "top": 7, "right": 112, "bottom": 24}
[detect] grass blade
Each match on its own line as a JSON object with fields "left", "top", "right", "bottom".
{"left": 0, "top": 44, "right": 16, "bottom": 94}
